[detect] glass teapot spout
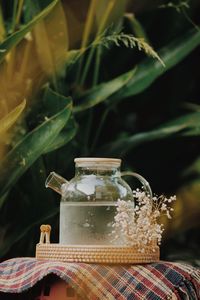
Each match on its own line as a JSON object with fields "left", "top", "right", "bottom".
{"left": 45, "top": 172, "right": 68, "bottom": 195}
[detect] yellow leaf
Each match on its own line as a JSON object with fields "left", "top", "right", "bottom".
{"left": 33, "top": 2, "right": 69, "bottom": 85}
{"left": 0, "top": 99, "right": 26, "bottom": 134}
{"left": 0, "top": 5, "right": 5, "bottom": 42}
{"left": 95, "top": 0, "right": 127, "bottom": 33}
{"left": 163, "top": 181, "right": 200, "bottom": 238}
{"left": 81, "top": 0, "right": 127, "bottom": 48}
{"left": 96, "top": 0, "right": 116, "bottom": 35}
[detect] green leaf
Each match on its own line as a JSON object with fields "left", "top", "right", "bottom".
{"left": 74, "top": 67, "right": 136, "bottom": 112}
{"left": 0, "top": 211, "right": 59, "bottom": 258}
{"left": 183, "top": 157, "right": 200, "bottom": 177}
{"left": 0, "top": 0, "right": 58, "bottom": 63}
{"left": 0, "top": 99, "right": 26, "bottom": 134}
{"left": 104, "top": 112, "right": 200, "bottom": 155}
{"left": 107, "top": 28, "right": 200, "bottom": 103}
{"left": 42, "top": 84, "right": 72, "bottom": 113}
{"left": 0, "top": 201, "right": 58, "bottom": 258}
{"left": 0, "top": 158, "right": 57, "bottom": 257}
{"left": 0, "top": 93, "right": 72, "bottom": 204}
{"left": 43, "top": 116, "right": 78, "bottom": 153}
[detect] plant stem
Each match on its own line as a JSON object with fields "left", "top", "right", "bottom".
{"left": 76, "top": 0, "right": 98, "bottom": 85}
{"left": 16, "top": 0, "right": 24, "bottom": 25}
{"left": 91, "top": 108, "right": 109, "bottom": 152}
{"left": 10, "top": 0, "right": 18, "bottom": 32}
{"left": 83, "top": 108, "right": 93, "bottom": 155}
{"left": 181, "top": 7, "right": 200, "bottom": 32}
{"left": 79, "top": 0, "right": 116, "bottom": 87}
{"left": 92, "top": 45, "right": 102, "bottom": 86}
{"left": 79, "top": 46, "right": 95, "bottom": 86}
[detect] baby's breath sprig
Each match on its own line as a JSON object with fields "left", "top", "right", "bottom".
{"left": 112, "top": 191, "right": 176, "bottom": 252}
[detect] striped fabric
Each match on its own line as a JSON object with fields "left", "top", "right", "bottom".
{"left": 0, "top": 258, "right": 200, "bottom": 299}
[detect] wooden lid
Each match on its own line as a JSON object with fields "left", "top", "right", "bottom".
{"left": 74, "top": 157, "right": 121, "bottom": 167}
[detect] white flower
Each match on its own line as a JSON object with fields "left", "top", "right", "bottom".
{"left": 112, "top": 191, "right": 176, "bottom": 252}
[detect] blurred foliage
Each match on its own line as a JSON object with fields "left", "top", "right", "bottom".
{"left": 0, "top": 0, "right": 200, "bottom": 265}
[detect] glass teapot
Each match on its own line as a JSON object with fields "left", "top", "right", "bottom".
{"left": 46, "top": 158, "right": 152, "bottom": 246}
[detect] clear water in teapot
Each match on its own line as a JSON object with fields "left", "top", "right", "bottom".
{"left": 60, "top": 202, "right": 119, "bottom": 245}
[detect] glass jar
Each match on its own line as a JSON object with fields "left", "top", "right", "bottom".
{"left": 46, "top": 158, "right": 151, "bottom": 246}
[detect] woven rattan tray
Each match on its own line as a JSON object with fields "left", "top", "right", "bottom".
{"left": 36, "top": 244, "right": 160, "bottom": 264}
{"left": 36, "top": 224, "right": 160, "bottom": 264}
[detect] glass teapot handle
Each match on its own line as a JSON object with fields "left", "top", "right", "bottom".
{"left": 121, "top": 171, "right": 152, "bottom": 198}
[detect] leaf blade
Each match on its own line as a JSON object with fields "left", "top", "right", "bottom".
{"left": 0, "top": 95, "right": 72, "bottom": 203}
{"left": 104, "top": 112, "right": 200, "bottom": 155}
{"left": 30, "top": 0, "right": 69, "bottom": 81}
{"left": 108, "top": 28, "right": 200, "bottom": 103}
{"left": 0, "top": 0, "right": 58, "bottom": 63}
{"left": 0, "top": 99, "right": 26, "bottom": 134}
{"left": 43, "top": 116, "right": 78, "bottom": 153}
{"left": 75, "top": 67, "right": 136, "bottom": 112}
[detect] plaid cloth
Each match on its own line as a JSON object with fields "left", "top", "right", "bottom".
{"left": 0, "top": 257, "right": 200, "bottom": 299}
